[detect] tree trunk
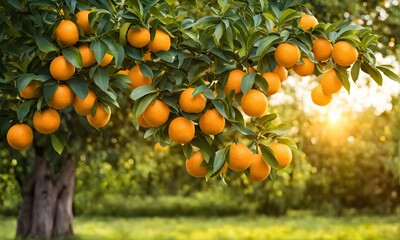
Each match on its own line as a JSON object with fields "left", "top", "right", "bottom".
{"left": 16, "top": 151, "right": 76, "bottom": 240}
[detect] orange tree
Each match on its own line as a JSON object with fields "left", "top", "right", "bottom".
{"left": 0, "top": 0, "right": 398, "bottom": 239}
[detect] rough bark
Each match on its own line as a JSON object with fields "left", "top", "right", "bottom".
{"left": 16, "top": 152, "right": 76, "bottom": 240}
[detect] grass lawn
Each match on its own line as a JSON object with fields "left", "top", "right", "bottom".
{"left": 0, "top": 213, "right": 399, "bottom": 239}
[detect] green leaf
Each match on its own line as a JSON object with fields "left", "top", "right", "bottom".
{"left": 101, "top": 37, "right": 120, "bottom": 67}
{"left": 259, "top": 144, "right": 279, "bottom": 169}
{"left": 376, "top": 66, "right": 400, "bottom": 83}
{"left": 339, "top": 35, "right": 361, "bottom": 46}
{"left": 17, "top": 100, "right": 33, "bottom": 122}
{"left": 143, "top": 127, "right": 157, "bottom": 139}
{"left": 28, "top": 0, "right": 57, "bottom": 7}
{"left": 202, "top": 89, "right": 216, "bottom": 99}
{"left": 361, "top": 34, "right": 380, "bottom": 50}
{"left": 351, "top": 60, "right": 361, "bottom": 82}
{"left": 213, "top": 23, "right": 223, "bottom": 44}
{"left": 192, "top": 16, "right": 220, "bottom": 28}
{"left": 139, "top": 64, "right": 154, "bottom": 78}
{"left": 212, "top": 100, "right": 229, "bottom": 120}
{"left": 125, "top": 45, "right": 142, "bottom": 61}
{"left": 134, "top": 93, "right": 157, "bottom": 119}
{"left": 192, "top": 85, "right": 209, "bottom": 96}
{"left": 255, "top": 35, "right": 280, "bottom": 61}
{"left": 91, "top": 40, "right": 107, "bottom": 64}
{"left": 241, "top": 73, "right": 256, "bottom": 93}
{"left": 33, "top": 75, "right": 51, "bottom": 82}
{"left": 128, "top": 0, "right": 143, "bottom": 18}
{"left": 93, "top": 67, "right": 109, "bottom": 91}
{"left": 361, "top": 62, "right": 382, "bottom": 86}
{"left": 130, "top": 85, "right": 157, "bottom": 100}
{"left": 277, "top": 136, "right": 298, "bottom": 150}
{"left": 211, "top": 146, "right": 230, "bottom": 175}
{"left": 191, "top": 135, "right": 213, "bottom": 161}
{"left": 182, "top": 143, "right": 193, "bottom": 159}
{"left": 268, "top": 123, "right": 290, "bottom": 136}
{"left": 65, "top": 0, "right": 77, "bottom": 13}
{"left": 335, "top": 67, "right": 351, "bottom": 93}
{"left": 62, "top": 47, "right": 83, "bottom": 68}
{"left": 17, "top": 74, "right": 35, "bottom": 92}
{"left": 155, "top": 51, "right": 176, "bottom": 63}
{"left": 35, "top": 34, "right": 58, "bottom": 53}
{"left": 277, "top": 9, "right": 299, "bottom": 26}
{"left": 233, "top": 123, "right": 256, "bottom": 136}
{"left": 7, "top": 0, "right": 23, "bottom": 10}
{"left": 336, "top": 24, "right": 363, "bottom": 38}
{"left": 50, "top": 132, "right": 68, "bottom": 155}
{"left": 225, "top": 25, "right": 234, "bottom": 50}
{"left": 43, "top": 83, "right": 58, "bottom": 102}
{"left": 257, "top": 113, "right": 278, "bottom": 125}
{"left": 119, "top": 22, "right": 131, "bottom": 45}
{"left": 254, "top": 74, "right": 268, "bottom": 93}
{"left": 68, "top": 77, "right": 89, "bottom": 99}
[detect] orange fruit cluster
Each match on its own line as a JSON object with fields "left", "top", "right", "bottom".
{"left": 7, "top": 10, "right": 115, "bottom": 150}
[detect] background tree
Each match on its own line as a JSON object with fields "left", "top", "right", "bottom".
{"left": 0, "top": 0, "right": 398, "bottom": 239}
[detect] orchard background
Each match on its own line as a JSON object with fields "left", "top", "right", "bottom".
{"left": 0, "top": 0, "right": 399, "bottom": 239}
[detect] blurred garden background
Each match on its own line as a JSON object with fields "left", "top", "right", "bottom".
{"left": 1, "top": 0, "right": 400, "bottom": 239}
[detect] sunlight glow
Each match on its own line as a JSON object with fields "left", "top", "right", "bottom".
{"left": 328, "top": 110, "right": 341, "bottom": 124}
{"left": 269, "top": 54, "right": 400, "bottom": 117}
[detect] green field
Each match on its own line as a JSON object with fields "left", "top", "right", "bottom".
{"left": 1, "top": 213, "right": 399, "bottom": 240}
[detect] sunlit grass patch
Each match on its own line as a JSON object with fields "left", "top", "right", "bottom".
{"left": 0, "top": 214, "right": 399, "bottom": 240}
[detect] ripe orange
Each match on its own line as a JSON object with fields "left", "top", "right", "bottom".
{"left": 168, "top": 117, "right": 195, "bottom": 144}
{"left": 143, "top": 52, "right": 152, "bottom": 61}
{"left": 293, "top": 57, "right": 315, "bottom": 76}
{"left": 87, "top": 104, "right": 111, "bottom": 128}
{"left": 100, "top": 53, "right": 114, "bottom": 67}
{"left": 148, "top": 29, "right": 171, "bottom": 52}
{"left": 33, "top": 109, "right": 60, "bottom": 134}
{"left": 50, "top": 56, "right": 75, "bottom": 81}
{"left": 128, "top": 64, "right": 153, "bottom": 89}
{"left": 186, "top": 151, "right": 208, "bottom": 178}
{"left": 262, "top": 72, "right": 281, "bottom": 95}
{"left": 73, "top": 89, "right": 97, "bottom": 115}
{"left": 312, "top": 38, "right": 333, "bottom": 62}
{"left": 54, "top": 20, "right": 79, "bottom": 46}
{"left": 332, "top": 41, "right": 358, "bottom": 67}
{"left": 143, "top": 99, "right": 170, "bottom": 127}
{"left": 76, "top": 10, "right": 91, "bottom": 34}
{"left": 136, "top": 114, "right": 150, "bottom": 128}
{"left": 117, "top": 69, "right": 129, "bottom": 75}
{"left": 6, "top": 124, "right": 33, "bottom": 150}
{"left": 154, "top": 142, "right": 169, "bottom": 152}
{"left": 179, "top": 87, "right": 207, "bottom": 113}
{"left": 78, "top": 44, "right": 96, "bottom": 67}
{"left": 128, "top": 64, "right": 152, "bottom": 89}
{"left": 311, "top": 85, "right": 332, "bottom": 106}
{"left": 269, "top": 143, "right": 293, "bottom": 168}
{"left": 274, "top": 42, "right": 301, "bottom": 68}
{"left": 228, "top": 143, "right": 252, "bottom": 172}
{"left": 20, "top": 82, "right": 39, "bottom": 99}
{"left": 321, "top": 69, "right": 342, "bottom": 94}
{"left": 224, "top": 69, "right": 246, "bottom": 95}
{"left": 298, "top": 13, "right": 318, "bottom": 30}
{"left": 127, "top": 27, "right": 151, "bottom": 48}
{"left": 199, "top": 109, "right": 225, "bottom": 135}
{"left": 50, "top": 85, "right": 74, "bottom": 110}
{"left": 273, "top": 65, "right": 288, "bottom": 82}
{"left": 248, "top": 153, "right": 271, "bottom": 182}
{"left": 241, "top": 89, "right": 268, "bottom": 117}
